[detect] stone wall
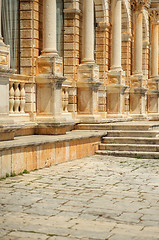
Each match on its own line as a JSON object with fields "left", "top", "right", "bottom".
{"left": 20, "top": 0, "right": 40, "bottom": 76}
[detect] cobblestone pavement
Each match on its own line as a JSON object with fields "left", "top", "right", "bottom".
{"left": 0, "top": 155, "right": 159, "bottom": 240}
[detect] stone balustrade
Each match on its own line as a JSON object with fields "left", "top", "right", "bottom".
{"left": 9, "top": 80, "right": 26, "bottom": 114}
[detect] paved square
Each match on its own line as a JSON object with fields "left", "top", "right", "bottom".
{"left": 0, "top": 155, "right": 159, "bottom": 240}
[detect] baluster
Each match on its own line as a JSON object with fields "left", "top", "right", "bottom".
{"left": 20, "top": 83, "right": 25, "bottom": 113}
{"left": 9, "top": 82, "right": 14, "bottom": 113}
{"left": 65, "top": 88, "right": 69, "bottom": 112}
{"left": 14, "top": 82, "right": 20, "bottom": 113}
{"left": 62, "top": 88, "right": 65, "bottom": 112}
{"left": 63, "top": 89, "right": 67, "bottom": 112}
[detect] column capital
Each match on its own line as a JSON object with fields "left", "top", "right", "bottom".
{"left": 131, "top": 0, "right": 151, "bottom": 12}
{"left": 149, "top": 9, "right": 159, "bottom": 25}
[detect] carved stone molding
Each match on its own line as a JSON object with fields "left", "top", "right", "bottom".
{"left": 149, "top": 9, "right": 159, "bottom": 24}
{"left": 131, "top": 0, "right": 151, "bottom": 11}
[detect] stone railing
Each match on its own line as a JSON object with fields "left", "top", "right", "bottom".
{"left": 62, "top": 87, "right": 69, "bottom": 113}
{"left": 9, "top": 80, "right": 26, "bottom": 114}
{"left": 9, "top": 75, "right": 36, "bottom": 116}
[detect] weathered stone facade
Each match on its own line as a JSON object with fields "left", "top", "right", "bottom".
{"left": 0, "top": 0, "right": 158, "bottom": 125}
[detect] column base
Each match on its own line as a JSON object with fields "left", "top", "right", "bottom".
{"left": 77, "top": 62, "right": 101, "bottom": 121}
{"left": 36, "top": 52, "right": 66, "bottom": 117}
{"left": 35, "top": 115, "right": 75, "bottom": 135}
{"left": 77, "top": 114, "right": 102, "bottom": 123}
{"left": 129, "top": 114, "right": 148, "bottom": 120}
{"left": 106, "top": 113, "right": 128, "bottom": 119}
{"left": 0, "top": 122, "right": 26, "bottom": 141}
{"left": 147, "top": 113, "right": 159, "bottom": 121}
{"left": 35, "top": 121, "right": 69, "bottom": 135}
{"left": 129, "top": 74, "right": 147, "bottom": 116}
{"left": 147, "top": 77, "right": 159, "bottom": 114}
{"left": 36, "top": 53, "right": 68, "bottom": 134}
{"left": 107, "top": 69, "right": 126, "bottom": 116}
{"left": 36, "top": 52, "right": 63, "bottom": 77}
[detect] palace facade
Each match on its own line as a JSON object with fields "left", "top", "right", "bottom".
{"left": 0, "top": 0, "right": 159, "bottom": 132}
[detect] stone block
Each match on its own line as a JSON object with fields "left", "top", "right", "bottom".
{"left": 12, "top": 148, "right": 27, "bottom": 174}
{"left": 25, "top": 102, "right": 36, "bottom": 112}
{"left": 36, "top": 126, "right": 66, "bottom": 135}
{"left": 20, "top": 2, "right": 32, "bottom": 11}
{"left": 55, "top": 142, "right": 66, "bottom": 164}
{"left": 21, "top": 58, "right": 33, "bottom": 67}
{"left": 147, "top": 94, "right": 158, "bottom": 113}
{"left": 21, "top": 48, "right": 33, "bottom": 58}
{"left": 25, "top": 146, "right": 37, "bottom": 171}
{"left": 20, "top": 67, "right": 32, "bottom": 76}
{"left": 1, "top": 150, "right": 12, "bottom": 178}
{"left": 37, "top": 145, "right": 46, "bottom": 169}
{"left": 20, "top": 10, "right": 32, "bottom": 19}
{"left": 69, "top": 140, "right": 77, "bottom": 161}
{"left": 20, "top": 20, "right": 32, "bottom": 29}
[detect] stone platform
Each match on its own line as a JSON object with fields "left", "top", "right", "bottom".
{"left": 0, "top": 130, "right": 107, "bottom": 178}
{"left": 0, "top": 155, "right": 159, "bottom": 239}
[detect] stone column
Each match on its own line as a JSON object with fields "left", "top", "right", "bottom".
{"left": 147, "top": 10, "right": 159, "bottom": 118}
{"left": 134, "top": 8, "right": 143, "bottom": 74}
{"left": 129, "top": 1, "right": 150, "bottom": 119}
{"left": 107, "top": 0, "right": 126, "bottom": 118}
{"left": 36, "top": 0, "right": 68, "bottom": 134}
{"left": 43, "top": 0, "right": 57, "bottom": 54}
{"left": 82, "top": 0, "right": 94, "bottom": 63}
{"left": 150, "top": 10, "right": 159, "bottom": 78}
{"left": 77, "top": 0, "right": 101, "bottom": 122}
{"left": 111, "top": 0, "right": 122, "bottom": 70}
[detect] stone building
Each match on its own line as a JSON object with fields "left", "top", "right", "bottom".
{"left": 0, "top": 0, "right": 159, "bottom": 176}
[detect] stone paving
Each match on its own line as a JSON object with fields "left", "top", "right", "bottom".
{"left": 0, "top": 155, "right": 159, "bottom": 240}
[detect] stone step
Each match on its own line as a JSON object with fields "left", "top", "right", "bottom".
{"left": 76, "top": 123, "right": 159, "bottom": 131}
{"left": 99, "top": 143, "right": 159, "bottom": 152}
{"left": 102, "top": 137, "right": 159, "bottom": 144}
{"left": 96, "top": 150, "right": 159, "bottom": 159}
{"left": 106, "top": 130, "right": 159, "bottom": 137}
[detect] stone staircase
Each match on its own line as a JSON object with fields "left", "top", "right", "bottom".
{"left": 96, "top": 123, "right": 159, "bottom": 159}
{"left": 76, "top": 121, "right": 159, "bottom": 159}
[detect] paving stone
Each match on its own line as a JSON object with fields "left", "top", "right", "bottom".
{"left": 6, "top": 231, "right": 48, "bottom": 240}
{"left": 0, "top": 155, "right": 159, "bottom": 239}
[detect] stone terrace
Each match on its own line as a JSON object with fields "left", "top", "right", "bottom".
{"left": 0, "top": 155, "right": 159, "bottom": 240}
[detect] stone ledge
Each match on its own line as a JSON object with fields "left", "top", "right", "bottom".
{"left": 0, "top": 130, "right": 107, "bottom": 178}
{"left": 0, "top": 130, "right": 107, "bottom": 151}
